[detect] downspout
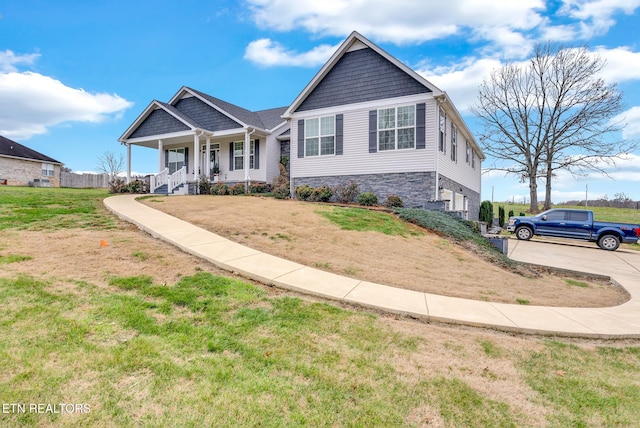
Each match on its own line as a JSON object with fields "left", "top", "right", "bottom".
{"left": 435, "top": 94, "right": 447, "bottom": 202}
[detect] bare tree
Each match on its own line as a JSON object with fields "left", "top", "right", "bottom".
{"left": 473, "top": 43, "right": 633, "bottom": 213}
{"left": 96, "top": 151, "right": 124, "bottom": 180}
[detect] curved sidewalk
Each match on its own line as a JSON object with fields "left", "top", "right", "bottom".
{"left": 104, "top": 195, "right": 640, "bottom": 339}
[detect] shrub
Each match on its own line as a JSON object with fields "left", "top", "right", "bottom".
{"left": 249, "top": 182, "right": 269, "bottom": 194}
{"left": 498, "top": 205, "right": 506, "bottom": 227}
{"left": 210, "top": 183, "right": 228, "bottom": 195}
{"left": 229, "top": 183, "right": 245, "bottom": 195}
{"left": 385, "top": 195, "right": 404, "bottom": 208}
{"left": 198, "top": 175, "right": 211, "bottom": 195}
{"left": 294, "top": 185, "right": 313, "bottom": 201}
{"left": 271, "top": 163, "right": 290, "bottom": 199}
{"left": 519, "top": 212, "right": 526, "bottom": 217}
{"left": 108, "top": 178, "right": 125, "bottom": 194}
{"left": 333, "top": 181, "right": 359, "bottom": 203}
{"left": 508, "top": 209, "right": 514, "bottom": 219}
{"left": 310, "top": 186, "right": 333, "bottom": 202}
{"left": 358, "top": 192, "right": 378, "bottom": 206}
{"left": 479, "top": 200, "right": 493, "bottom": 224}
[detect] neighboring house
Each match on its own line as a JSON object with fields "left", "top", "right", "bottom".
{"left": 119, "top": 31, "right": 484, "bottom": 218}
{"left": 0, "top": 135, "right": 63, "bottom": 187}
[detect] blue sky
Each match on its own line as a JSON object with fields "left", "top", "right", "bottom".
{"left": 1, "top": 0, "right": 639, "bottom": 203}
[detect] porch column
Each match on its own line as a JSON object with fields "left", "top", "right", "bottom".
{"left": 193, "top": 133, "right": 200, "bottom": 180}
{"left": 205, "top": 137, "right": 211, "bottom": 179}
{"left": 158, "top": 140, "right": 163, "bottom": 172}
{"left": 244, "top": 130, "right": 250, "bottom": 185}
{"left": 126, "top": 143, "right": 131, "bottom": 183}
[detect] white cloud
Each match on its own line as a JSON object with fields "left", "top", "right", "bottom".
{"left": 0, "top": 50, "right": 40, "bottom": 72}
{"left": 0, "top": 71, "right": 133, "bottom": 140}
{"left": 613, "top": 106, "right": 640, "bottom": 139}
{"left": 244, "top": 38, "right": 338, "bottom": 67}
{"left": 559, "top": 0, "right": 640, "bottom": 37}
{"left": 246, "top": 0, "right": 545, "bottom": 52}
{"left": 593, "top": 46, "right": 640, "bottom": 83}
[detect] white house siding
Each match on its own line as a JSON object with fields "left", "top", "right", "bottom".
{"left": 265, "top": 132, "right": 283, "bottom": 184}
{"left": 291, "top": 95, "right": 437, "bottom": 178}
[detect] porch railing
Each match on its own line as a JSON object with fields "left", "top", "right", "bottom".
{"left": 150, "top": 166, "right": 187, "bottom": 194}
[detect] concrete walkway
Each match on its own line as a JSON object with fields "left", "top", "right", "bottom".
{"left": 104, "top": 195, "right": 640, "bottom": 339}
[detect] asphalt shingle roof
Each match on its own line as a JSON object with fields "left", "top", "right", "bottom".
{"left": 0, "top": 135, "right": 62, "bottom": 164}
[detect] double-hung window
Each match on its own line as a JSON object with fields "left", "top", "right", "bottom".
{"left": 378, "top": 105, "right": 415, "bottom": 151}
{"left": 466, "top": 142, "right": 471, "bottom": 164}
{"left": 450, "top": 123, "right": 457, "bottom": 162}
{"left": 233, "top": 140, "right": 256, "bottom": 170}
{"left": 41, "top": 163, "right": 54, "bottom": 177}
{"left": 305, "top": 116, "right": 335, "bottom": 156}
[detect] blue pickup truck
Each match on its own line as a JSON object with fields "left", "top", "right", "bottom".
{"left": 506, "top": 209, "right": 640, "bottom": 251}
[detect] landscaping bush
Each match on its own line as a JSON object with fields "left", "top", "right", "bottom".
{"left": 108, "top": 178, "right": 125, "bottom": 194}
{"left": 271, "top": 163, "right": 290, "bottom": 199}
{"left": 479, "top": 200, "right": 493, "bottom": 224}
{"left": 333, "top": 181, "right": 360, "bottom": 203}
{"left": 498, "top": 205, "right": 506, "bottom": 227}
{"left": 198, "top": 175, "right": 211, "bottom": 195}
{"left": 210, "top": 183, "right": 228, "bottom": 195}
{"left": 295, "top": 184, "right": 314, "bottom": 201}
{"left": 385, "top": 195, "right": 404, "bottom": 208}
{"left": 229, "top": 183, "right": 245, "bottom": 195}
{"left": 310, "top": 186, "right": 333, "bottom": 202}
{"left": 358, "top": 192, "right": 378, "bottom": 206}
{"left": 249, "top": 182, "right": 269, "bottom": 194}
{"left": 508, "top": 209, "right": 515, "bottom": 219}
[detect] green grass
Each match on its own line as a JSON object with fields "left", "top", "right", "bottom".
{"left": 2, "top": 186, "right": 640, "bottom": 426}
{"left": 318, "top": 206, "right": 423, "bottom": 236}
{"left": 521, "top": 341, "right": 640, "bottom": 426}
{"left": 0, "top": 186, "right": 115, "bottom": 230}
{"left": 0, "top": 254, "right": 32, "bottom": 264}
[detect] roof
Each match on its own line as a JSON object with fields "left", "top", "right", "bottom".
{"left": 0, "top": 135, "right": 62, "bottom": 164}
{"left": 283, "top": 31, "right": 443, "bottom": 117}
{"left": 120, "top": 88, "right": 288, "bottom": 142}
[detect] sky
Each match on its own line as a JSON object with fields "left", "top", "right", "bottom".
{"left": 1, "top": 0, "right": 640, "bottom": 203}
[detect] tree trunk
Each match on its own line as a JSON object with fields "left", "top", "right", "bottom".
{"left": 543, "top": 168, "right": 553, "bottom": 210}
{"left": 529, "top": 178, "right": 539, "bottom": 213}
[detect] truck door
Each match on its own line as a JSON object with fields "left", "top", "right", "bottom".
{"left": 536, "top": 210, "right": 567, "bottom": 237}
{"left": 564, "top": 211, "right": 592, "bottom": 239}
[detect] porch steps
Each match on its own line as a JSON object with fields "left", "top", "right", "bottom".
{"left": 152, "top": 183, "right": 187, "bottom": 195}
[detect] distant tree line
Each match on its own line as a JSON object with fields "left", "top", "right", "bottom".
{"left": 558, "top": 193, "right": 639, "bottom": 209}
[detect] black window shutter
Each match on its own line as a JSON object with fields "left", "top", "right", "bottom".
{"left": 297, "top": 120, "right": 305, "bottom": 158}
{"left": 184, "top": 147, "right": 189, "bottom": 173}
{"left": 229, "top": 142, "right": 234, "bottom": 171}
{"left": 254, "top": 139, "right": 260, "bottom": 169}
{"left": 368, "top": 110, "right": 377, "bottom": 153}
{"left": 416, "top": 103, "right": 426, "bottom": 149}
{"left": 335, "top": 114, "right": 343, "bottom": 155}
{"left": 164, "top": 150, "right": 169, "bottom": 169}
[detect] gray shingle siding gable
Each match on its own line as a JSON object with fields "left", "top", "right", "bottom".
{"left": 174, "top": 97, "right": 242, "bottom": 131}
{"left": 296, "top": 48, "right": 431, "bottom": 112}
{"left": 130, "top": 109, "right": 190, "bottom": 138}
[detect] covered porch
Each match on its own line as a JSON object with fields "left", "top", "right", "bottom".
{"left": 123, "top": 127, "right": 265, "bottom": 195}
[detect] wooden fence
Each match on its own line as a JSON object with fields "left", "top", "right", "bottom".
{"left": 60, "top": 172, "right": 110, "bottom": 188}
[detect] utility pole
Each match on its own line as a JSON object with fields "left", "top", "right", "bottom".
{"left": 585, "top": 184, "right": 588, "bottom": 208}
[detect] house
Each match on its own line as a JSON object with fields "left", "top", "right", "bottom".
{"left": 0, "top": 135, "right": 63, "bottom": 187}
{"left": 119, "top": 31, "right": 484, "bottom": 218}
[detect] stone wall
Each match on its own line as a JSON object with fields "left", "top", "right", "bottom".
{"left": 438, "top": 175, "right": 481, "bottom": 220}
{"left": 292, "top": 172, "right": 437, "bottom": 208}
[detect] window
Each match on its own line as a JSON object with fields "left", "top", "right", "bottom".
{"left": 466, "top": 142, "right": 470, "bottom": 164}
{"left": 568, "top": 211, "right": 589, "bottom": 222}
{"left": 41, "top": 163, "right": 54, "bottom": 177}
{"left": 472, "top": 150, "right": 476, "bottom": 169}
{"left": 233, "top": 140, "right": 256, "bottom": 170}
{"left": 305, "top": 116, "right": 335, "bottom": 156}
{"left": 378, "top": 105, "right": 415, "bottom": 151}
{"left": 439, "top": 107, "right": 446, "bottom": 152}
{"left": 450, "top": 123, "right": 457, "bottom": 162}
{"left": 545, "top": 211, "right": 566, "bottom": 221}
{"left": 168, "top": 148, "right": 185, "bottom": 174}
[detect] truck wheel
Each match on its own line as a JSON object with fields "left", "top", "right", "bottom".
{"left": 598, "top": 234, "right": 620, "bottom": 251}
{"left": 515, "top": 226, "right": 533, "bottom": 241}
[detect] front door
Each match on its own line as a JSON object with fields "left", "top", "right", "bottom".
{"left": 201, "top": 143, "right": 220, "bottom": 178}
